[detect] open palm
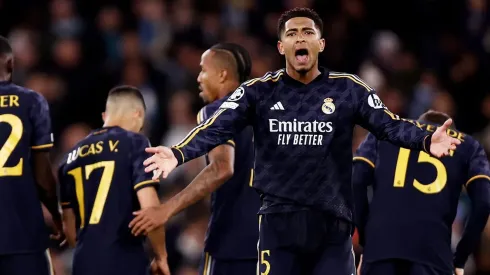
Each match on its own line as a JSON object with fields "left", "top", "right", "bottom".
{"left": 430, "top": 119, "right": 461, "bottom": 157}
{"left": 144, "top": 146, "right": 178, "bottom": 180}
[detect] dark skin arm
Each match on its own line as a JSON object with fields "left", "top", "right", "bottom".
{"left": 129, "top": 144, "right": 234, "bottom": 235}
{"left": 33, "top": 151, "right": 63, "bottom": 241}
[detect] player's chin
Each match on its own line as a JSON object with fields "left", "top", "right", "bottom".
{"left": 293, "top": 63, "right": 314, "bottom": 74}
{"left": 199, "top": 92, "right": 210, "bottom": 103}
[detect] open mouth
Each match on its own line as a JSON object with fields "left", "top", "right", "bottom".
{"left": 295, "top": 49, "right": 309, "bottom": 64}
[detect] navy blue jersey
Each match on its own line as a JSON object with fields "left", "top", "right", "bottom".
{"left": 170, "top": 68, "right": 430, "bottom": 222}
{"left": 197, "top": 95, "right": 259, "bottom": 260}
{"left": 58, "top": 127, "right": 158, "bottom": 261}
{"left": 353, "top": 122, "right": 490, "bottom": 272}
{"left": 0, "top": 82, "right": 54, "bottom": 254}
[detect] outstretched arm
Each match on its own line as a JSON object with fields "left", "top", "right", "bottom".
{"left": 145, "top": 85, "right": 256, "bottom": 179}
{"left": 353, "top": 79, "right": 460, "bottom": 157}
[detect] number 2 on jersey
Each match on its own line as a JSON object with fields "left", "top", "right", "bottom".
{"left": 0, "top": 114, "right": 23, "bottom": 177}
{"left": 67, "top": 161, "right": 115, "bottom": 228}
{"left": 393, "top": 148, "right": 447, "bottom": 194}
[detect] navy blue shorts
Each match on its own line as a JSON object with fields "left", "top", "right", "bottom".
{"left": 199, "top": 253, "right": 257, "bottom": 275}
{"left": 361, "top": 259, "right": 451, "bottom": 275}
{"left": 257, "top": 210, "right": 356, "bottom": 275}
{"left": 0, "top": 250, "right": 54, "bottom": 275}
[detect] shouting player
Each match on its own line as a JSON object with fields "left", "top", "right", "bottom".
{"left": 136, "top": 8, "right": 460, "bottom": 275}
{"left": 0, "top": 35, "right": 60, "bottom": 275}
{"left": 353, "top": 110, "right": 490, "bottom": 275}
{"left": 58, "top": 86, "right": 169, "bottom": 275}
{"left": 130, "top": 43, "right": 260, "bottom": 275}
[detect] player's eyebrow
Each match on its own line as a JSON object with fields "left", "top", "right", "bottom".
{"left": 286, "top": 27, "right": 316, "bottom": 33}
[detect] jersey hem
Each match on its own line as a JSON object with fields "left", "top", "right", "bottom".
{"left": 31, "top": 143, "right": 54, "bottom": 150}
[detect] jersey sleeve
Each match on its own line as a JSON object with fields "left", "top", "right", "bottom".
{"left": 29, "top": 92, "right": 54, "bottom": 151}
{"left": 353, "top": 79, "right": 430, "bottom": 153}
{"left": 352, "top": 133, "right": 377, "bottom": 247}
{"left": 453, "top": 140, "right": 490, "bottom": 267}
{"left": 353, "top": 133, "right": 378, "bottom": 169}
{"left": 171, "top": 85, "right": 255, "bottom": 165}
{"left": 131, "top": 134, "right": 160, "bottom": 192}
{"left": 465, "top": 141, "right": 490, "bottom": 187}
{"left": 58, "top": 162, "right": 74, "bottom": 209}
{"left": 197, "top": 106, "right": 235, "bottom": 148}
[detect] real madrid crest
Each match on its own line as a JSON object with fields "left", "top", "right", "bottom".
{"left": 322, "top": 98, "right": 335, "bottom": 114}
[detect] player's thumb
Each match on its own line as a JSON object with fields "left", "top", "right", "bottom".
{"left": 440, "top": 119, "right": 452, "bottom": 131}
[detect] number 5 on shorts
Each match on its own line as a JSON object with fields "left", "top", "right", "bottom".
{"left": 260, "top": 250, "right": 270, "bottom": 275}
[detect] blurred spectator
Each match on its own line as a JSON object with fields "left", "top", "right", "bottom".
{"left": 0, "top": 1, "right": 489, "bottom": 273}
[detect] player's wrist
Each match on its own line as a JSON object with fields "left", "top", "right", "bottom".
{"left": 170, "top": 147, "right": 184, "bottom": 166}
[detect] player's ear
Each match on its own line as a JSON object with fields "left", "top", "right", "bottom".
{"left": 277, "top": 40, "right": 285, "bottom": 55}
{"left": 319, "top": 38, "right": 325, "bottom": 53}
{"left": 101, "top": 112, "right": 106, "bottom": 123}
{"left": 219, "top": 70, "right": 227, "bottom": 84}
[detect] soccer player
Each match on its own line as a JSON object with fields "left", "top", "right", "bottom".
{"left": 0, "top": 35, "right": 61, "bottom": 275}
{"left": 135, "top": 8, "right": 460, "bottom": 275}
{"left": 130, "top": 43, "right": 260, "bottom": 275}
{"left": 58, "top": 86, "right": 169, "bottom": 275}
{"left": 353, "top": 110, "right": 490, "bottom": 275}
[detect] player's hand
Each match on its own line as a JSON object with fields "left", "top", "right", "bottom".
{"left": 144, "top": 146, "right": 178, "bottom": 180}
{"left": 151, "top": 257, "right": 170, "bottom": 275}
{"left": 130, "top": 206, "right": 168, "bottom": 236}
{"left": 454, "top": 268, "right": 464, "bottom": 275}
{"left": 430, "top": 119, "right": 461, "bottom": 157}
{"left": 50, "top": 218, "right": 66, "bottom": 247}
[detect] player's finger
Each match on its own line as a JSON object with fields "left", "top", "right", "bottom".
{"left": 50, "top": 233, "right": 61, "bottom": 240}
{"left": 440, "top": 118, "right": 452, "bottom": 130}
{"left": 133, "top": 220, "right": 153, "bottom": 236}
{"left": 129, "top": 215, "right": 144, "bottom": 228}
{"left": 450, "top": 144, "right": 457, "bottom": 150}
{"left": 59, "top": 239, "right": 67, "bottom": 247}
{"left": 161, "top": 170, "right": 169, "bottom": 179}
{"left": 145, "top": 163, "right": 159, "bottom": 173}
{"left": 146, "top": 147, "right": 163, "bottom": 153}
{"left": 131, "top": 219, "right": 147, "bottom": 234}
{"left": 452, "top": 137, "right": 461, "bottom": 145}
{"left": 132, "top": 210, "right": 142, "bottom": 215}
{"left": 144, "top": 155, "right": 158, "bottom": 167}
{"left": 153, "top": 169, "right": 163, "bottom": 180}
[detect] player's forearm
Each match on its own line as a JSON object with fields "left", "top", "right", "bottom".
{"left": 62, "top": 210, "right": 77, "bottom": 248}
{"left": 454, "top": 179, "right": 490, "bottom": 268}
{"left": 171, "top": 109, "right": 244, "bottom": 166}
{"left": 163, "top": 161, "right": 232, "bottom": 220}
{"left": 370, "top": 114, "right": 430, "bottom": 153}
{"left": 33, "top": 152, "right": 61, "bottom": 221}
{"left": 147, "top": 227, "right": 168, "bottom": 260}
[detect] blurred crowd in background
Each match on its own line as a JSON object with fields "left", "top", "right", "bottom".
{"left": 1, "top": 0, "right": 489, "bottom": 274}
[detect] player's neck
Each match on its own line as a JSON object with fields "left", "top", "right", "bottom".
{"left": 0, "top": 73, "right": 10, "bottom": 82}
{"left": 286, "top": 65, "right": 321, "bottom": 84}
{"left": 217, "top": 81, "right": 240, "bottom": 99}
{"left": 103, "top": 118, "right": 132, "bottom": 132}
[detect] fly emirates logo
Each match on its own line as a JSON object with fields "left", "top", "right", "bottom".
{"left": 269, "top": 119, "right": 333, "bottom": 146}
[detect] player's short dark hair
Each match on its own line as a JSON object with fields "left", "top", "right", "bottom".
{"left": 108, "top": 85, "right": 146, "bottom": 110}
{"left": 277, "top": 7, "right": 323, "bottom": 39}
{"left": 210, "top": 43, "right": 252, "bottom": 83}
{"left": 0, "top": 36, "right": 12, "bottom": 56}
{"left": 418, "top": 110, "right": 456, "bottom": 129}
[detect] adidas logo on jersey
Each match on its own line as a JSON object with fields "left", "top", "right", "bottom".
{"left": 270, "top": 102, "right": 285, "bottom": 110}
